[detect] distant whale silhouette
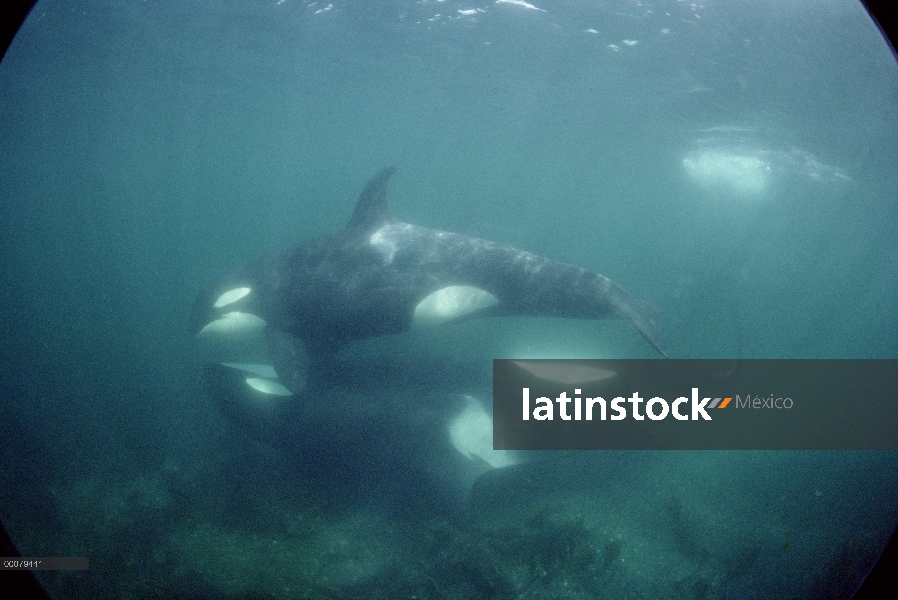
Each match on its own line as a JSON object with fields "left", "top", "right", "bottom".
{"left": 194, "top": 167, "right": 668, "bottom": 399}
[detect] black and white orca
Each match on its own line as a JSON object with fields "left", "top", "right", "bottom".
{"left": 193, "top": 167, "right": 667, "bottom": 506}
{"left": 194, "top": 166, "right": 668, "bottom": 400}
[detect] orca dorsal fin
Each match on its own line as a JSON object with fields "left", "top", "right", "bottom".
{"left": 347, "top": 167, "right": 396, "bottom": 230}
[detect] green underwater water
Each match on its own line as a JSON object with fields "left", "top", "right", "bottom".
{"left": 1, "top": 0, "right": 898, "bottom": 598}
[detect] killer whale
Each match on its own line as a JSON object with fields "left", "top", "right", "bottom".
{"left": 194, "top": 167, "right": 667, "bottom": 508}
{"left": 194, "top": 167, "right": 668, "bottom": 397}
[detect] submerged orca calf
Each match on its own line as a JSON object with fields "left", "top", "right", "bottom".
{"left": 195, "top": 167, "right": 667, "bottom": 400}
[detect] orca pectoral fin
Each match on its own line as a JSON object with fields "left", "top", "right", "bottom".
{"left": 266, "top": 328, "right": 311, "bottom": 394}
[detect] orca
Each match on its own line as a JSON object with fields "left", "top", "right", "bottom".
{"left": 194, "top": 167, "right": 668, "bottom": 400}
{"left": 203, "top": 355, "right": 518, "bottom": 512}
{"left": 193, "top": 167, "right": 668, "bottom": 511}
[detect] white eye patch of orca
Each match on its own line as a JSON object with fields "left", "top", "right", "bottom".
{"left": 213, "top": 287, "right": 251, "bottom": 308}
{"left": 197, "top": 311, "right": 267, "bottom": 338}
{"left": 244, "top": 377, "right": 293, "bottom": 397}
{"left": 411, "top": 285, "right": 499, "bottom": 327}
{"left": 511, "top": 360, "right": 616, "bottom": 384}
{"left": 448, "top": 395, "right": 517, "bottom": 469}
